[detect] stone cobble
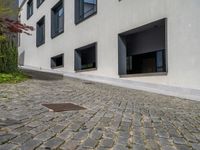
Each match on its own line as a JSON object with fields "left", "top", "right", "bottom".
{"left": 0, "top": 77, "right": 200, "bottom": 150}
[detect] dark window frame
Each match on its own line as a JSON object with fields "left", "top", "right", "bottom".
{"left": 36, "top": 16, "right": 45, "bottom": 47}
{"left": 75, "top": 0, "right": 97, "bottom": 25}
{"left": 118, "top": 18, "right": 168, "bottom": 77}
{"left": 51, "top": 53, "right": 64, "bottom": 69}
{"left": 51, "top": 0, "right": 64, "bottom": 39}
{"left": 74, "top": 42, "right": 97, "bottom": 72}
{"left": 37, "top": 0, "right": 45, "bottom": 8}
{"left": 27, "top": 0, "right": 33, "bottom": 19}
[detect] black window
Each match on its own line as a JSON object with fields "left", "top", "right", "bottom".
{"left": 36, "top": 16, "right": 45, "bottom": 47}
{"left": 51, "top": 0, "right": 64, "bottom": 38}
{"left": 37, "top": 0, "right": 45, "bottom": 8}
{"left": 119, "top": 18, "right": 167, "bottom": 76}
{"left": 27, "top": 0, "right": 33, "bottom": 19}
{"left": 75, "top": 0, "right": 97, "bottom": 24}
{"left": 51, "top": 54, "right": 64, "bottom": 69}
{"left": 75, "top": 43, "right": 97, "bottom": 71}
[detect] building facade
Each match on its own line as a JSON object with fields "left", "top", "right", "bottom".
{"left": 18, "top": 0, "right": 200, "bottom": 101}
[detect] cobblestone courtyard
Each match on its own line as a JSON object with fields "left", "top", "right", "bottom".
{"left": 0, "top": 78, "right": 200, "bottom": 150}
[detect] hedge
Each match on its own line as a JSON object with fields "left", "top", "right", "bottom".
{"left": 0, "top": 40, "right": 18, "bottom": 73}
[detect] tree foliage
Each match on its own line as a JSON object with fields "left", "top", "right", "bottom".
{"left": 0, "top": 0, "right": 34, "bottom": 40}
{"left": 0, "top": 0, "right": 33, "bottom": 73}
{"left": 0, "top": 41, "right": 18, "bottom": 72}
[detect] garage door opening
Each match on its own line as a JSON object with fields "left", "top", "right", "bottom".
{"left": 118, "top": 18, "right": 167, "bottom": 76}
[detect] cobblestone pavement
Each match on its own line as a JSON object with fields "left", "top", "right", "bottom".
{"left": 0, "top": 78, "right": 200, "bottom": 150}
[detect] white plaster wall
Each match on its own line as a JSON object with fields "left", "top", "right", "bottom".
{"left": 19, "top": 0, "right": 200, "bottom": 90}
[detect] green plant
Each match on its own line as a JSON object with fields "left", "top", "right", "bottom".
{"left": 0, "top": 72, "right": 28, "bottom": 84}
{"left": 0, "top": 40, "right": 18, "bottom": 73}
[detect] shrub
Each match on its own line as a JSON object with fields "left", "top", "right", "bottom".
{"left": 0, "top": 40, "right": 18, "bottom": 73}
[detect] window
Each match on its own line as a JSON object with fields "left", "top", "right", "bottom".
{"left": 19, "top": 51, "right": 25, "bottom": 66}
{"left": 75, "top": 43, "right": 97, "bottom": 71}
{"left": 75, "top": 0, "right": 97, "bottom": 24}
{"left": 27, "top": 0, "right": 33, "bottom": 19}
{"left": 36, "top": 16, "right": 45, "bottom": 47}
{"left": 51, "top": 0, "right": 64, "bottom": 38}
{"left": 119, "top": 18, "right": 167, "bottom": 76}
{"left": 51, "top": 54, "right": 64, "bottom": 69}
{"left": 37, "top": 0, "right": 45, "bottom": 8}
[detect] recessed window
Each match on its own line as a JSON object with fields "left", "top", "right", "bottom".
{"left": 36, "top": 16, "right": 45, "bottom": 47}
{"left": 37, "top": 0, "right": 45, "bottom": 8}
{"left": 27, "top": 0, "right": 33, "bottom": 19}
{"left": 51, "top": 0, "right": 64, "bottom": 38}
{"left": 75, "top": 43, "right": 97, "bottom": 71}
{"left": 75, "top": 0, "right": 97, "bottom": 24}
{"left": 119, "top": 18, "right": 167, "bottom": 76}
{"left": 51, "top": 54, "right": 64, "bottom": 69}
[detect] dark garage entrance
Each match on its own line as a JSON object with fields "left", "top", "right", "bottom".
{"left": 118, "top": 18, "right": 167, "bottom": 76}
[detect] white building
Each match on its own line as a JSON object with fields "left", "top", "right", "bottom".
{"left": 18, "top": 0, "right": 200, "bottom": 101}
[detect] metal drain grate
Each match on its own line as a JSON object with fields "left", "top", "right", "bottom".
{"left": 42, "top": 103, "right": 86, "bottom": 112}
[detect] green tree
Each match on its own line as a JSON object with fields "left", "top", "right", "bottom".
{"left": 0, "top": 0, "right": 33, "bottom": 73}
{"left": 0, "top": 0, "right": 34, "bottom": 41}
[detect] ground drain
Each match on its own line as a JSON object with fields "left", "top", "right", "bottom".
{"left": 42, "top": 103, "right": 86, "bottom": 112}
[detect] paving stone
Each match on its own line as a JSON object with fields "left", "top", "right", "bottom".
{"left": 34, "top": 131, "right": 55, "bottom": 142}
{"left": 132, "top": 144, "right": 145, "bottom": 150}
{"left": 21, "top": 139, "right": 42, "bottom": 150}
{"left": 145, "top": 139, "right": 160, "bottom": 150}
{"left": 191, "top": 143, "right": 200, "bottom": 150}
{"left": 49, "top": 125, "right": 65, "bottom": 133}
{"left": 172, "top": 137, "right": 186, "bottom": 145}
{"left": 175, "top": 144, "right": 192, "bottom": 150}
{"left": 156, "top": 130, "right": 170, "bottom": 138}
{"left": 144, "top": 128, "right": 155, "bottom": 139}
{"left": 91, "top": 129, "right": 103, "bottom": 140}
{"left": 83, "top": 138, "right": 98, "bottom": 149}
{"left": 0, "top": 134, "right": 17, "bottom": 144}
{"left": 42, "top": 137, "right": 64, "bottom": 149}
{"left": 100, "top": 138, "right": 114, "bottom": 148}
{"left": 113, "top": 144, "right": 129, "bottom": 150}
{"left": 162, "top": 145, "right": 177, "bottom": 150}
{"left": 0, "top": 143, "right": 18, "bottom": 150}
{"left": 134, "top": 136, "right": 144, "bottom": 145}
{"left": 72, "top": 131, "right": 88, "bottom": 140}
{"left": 11, "top": 132, "right": 33, "bottom": 145}
{"left": 60, "top": 140, "right": 80, "bottom": 150}
{"left": 57, "top": 129, "right": 73, "bottom": 140}
{"left": 159, "top": 137, "right": 173, "bottom": 146}
{"left": 69, "top": 123, "right": 82, "bottom": 132}
{"left": 0, "top": 77, "right": 200, "bottom": 149}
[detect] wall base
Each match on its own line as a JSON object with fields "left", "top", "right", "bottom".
{"left": 20, "top": 66, "right": 200, "bottom": 101}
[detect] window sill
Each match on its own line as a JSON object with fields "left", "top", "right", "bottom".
{"left": 27, "top": 14, "right": 33, "bottom": 20}
{"left": 119, "top": 72, "right": 167, "bottom": 78}
{"left": 75, "top": 68, "right": 97, "bottom": 73}
{"left": 37, "top": 1, "right": 45, "bottom": 8}
{"left": 51, "top": 65, "right": 64, "bottom": 69}
{"left": 51, "top": 30, "right": 64, "bottom": 39}
{"left": 36, "top": 41, "right": 45, "bottom": 47}
{"left": 75, "top": 12, "right": 97, "bottom": 25}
